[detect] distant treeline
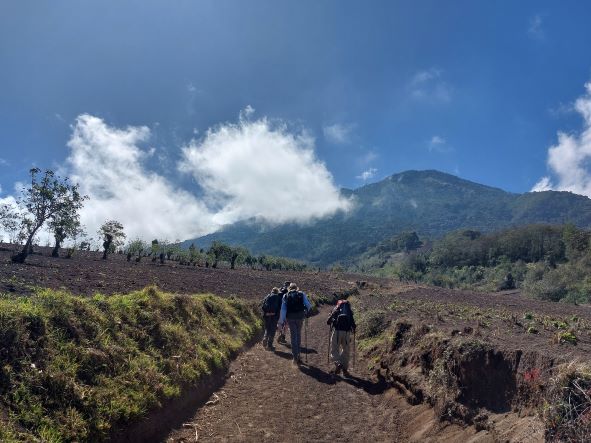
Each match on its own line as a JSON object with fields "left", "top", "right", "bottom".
{"left": 125, "top": 239, "right": 308, "bottom": 272}
{"left": 351, "top": 224, "right": 591, "bottom": 304}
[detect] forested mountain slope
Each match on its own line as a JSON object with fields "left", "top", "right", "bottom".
{"left": 187, "top": 170, "right": 591, "bottom": 265}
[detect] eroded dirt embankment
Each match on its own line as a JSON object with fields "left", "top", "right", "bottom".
{"left": 165, "top": 306, "right": 503, "bottom": 443}
{"left": 364, "top": 321, "right": 547, "bottom": 441}
{"left": 353, "top": 282, "right": 591, "bottom": 442}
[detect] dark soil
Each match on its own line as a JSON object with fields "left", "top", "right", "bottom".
{"left": 3, "top": 244, "right": 587, "bottom": 441}
{"left": 165, "top": 307, "right": 495, "bottom": 443}
{"left": 0, "top": 244, "right": 356, "bottom": 300}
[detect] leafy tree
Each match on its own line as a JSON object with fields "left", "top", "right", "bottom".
{"left": 208, "top": 241, "right": 232, "bottom": 268}
{"left": 244, "top": 254, "right": 258, "bottom": 269}
{"left": 11, "top": 168, "right": 86, "bottom": 263}
{"left": 126, "top": 238, "right": 147, "bottom": 262}
{"left": 188, "top": 243, "right": 203, "bottom": 266}
{"left": 562, "top": 223, "right": 590, "bottom": 259}
{"left": 49, "top": 207, "right": 85, "bottom": 258}
{"left": 151, "top": 239, "right": 159, "bottom": 255}
{"left": 229, "top": 246, "right": 249, "bottom": 269}
{"left": 99, "top": 220, "right": 126, "bottom": 260}
{"left": 0, "top": 203, "right": 19, "bottom": 243}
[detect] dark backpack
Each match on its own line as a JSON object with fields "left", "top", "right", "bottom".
{"left": 262, "top": 293, "right": 280, "bottom": 314}
{"left": 285, "top": 291, "right": 305, "bottom": 314}
{"left": 333, "top": 301, "right": 353, "bottom": 331}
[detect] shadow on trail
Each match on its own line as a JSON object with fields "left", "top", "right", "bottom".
{"left": 273, "top": 350, "right": 294, "bottom": 360}
{"left": 298, "top": 364, "right": 389, "bottom": 395}
{"left": 274, "top": 343, "right": 318, "bottom": 354}
{"left": 341, "top": 373, "right": 389, "bottom": 395}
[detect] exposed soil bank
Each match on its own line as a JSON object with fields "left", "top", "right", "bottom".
{"left": 111, "top": 333, "right": 263, "bottom": 443}
{"left": 164, "top": 307, "right": 525, "bottom": 443}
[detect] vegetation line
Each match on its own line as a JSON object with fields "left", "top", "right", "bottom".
{"left": 0, "top": 286, "right": 262, "bottom": 442}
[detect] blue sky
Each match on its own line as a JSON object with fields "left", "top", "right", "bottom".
{"left": 2, "top": 1, "right": 591, "bottom": 240}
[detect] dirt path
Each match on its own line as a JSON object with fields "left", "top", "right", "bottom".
{"left": 165, "top": 307, "right": 497, "bottom": 443}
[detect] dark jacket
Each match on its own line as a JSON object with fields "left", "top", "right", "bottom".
{"left": 327, "top": 302, "right": 356, "bottom": 332}
{"left": 262, "top": 292, "right": 283, "bottom": 317}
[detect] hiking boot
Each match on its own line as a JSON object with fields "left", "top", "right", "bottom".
{"left": 277, "top": 334, "right": 286, "bottom": 344}
{"left": 267, "top": 345, "right": 275, "bottom": 351}
{"left": 342, "top": 368, "right": 350, "bottom": 378}
{"left": 334, "top": 363, "right": 342, "bottom": 374}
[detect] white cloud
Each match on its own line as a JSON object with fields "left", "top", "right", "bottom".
{"left": 528, "top": 14, "right": 544, "bottom": 40}
{"left": 179, "top": 110, "right": 351, "bottom": 225}
{"left": 430, "top": 135, "right": 445, "bottom": 145}
{"left": 532, "top": 81, "right": 591, "bottom": 196}
{"left": 323, "top": 123, "right": 354, "bottom": 144}
{"left": 356, "top": 168, "right": 377, "bottom": 181}
{"left": 428, "top": 135, "right": 454, "bottom": 153}
{"left": 409, "top": 68, "right": 452, "bottom": 104}
{"left": 0, "top": 158, "right": 8, "bottom": 166}
{"left": 65, "top": 114, "right": 215, "bottom": 241}
{"left": 548, "top": 102, "right": 574, "bottom": 118}
{"left": 531, "top": 176, "right": 552, "bottom": 192}
{"left": 2, "top": 111, "right": 351, "bottom": 243}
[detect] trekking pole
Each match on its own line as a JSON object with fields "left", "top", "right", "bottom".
{"left": 327, "top": 326, "right": 331, "bottom": 365}
{"left": 305, "top": 317, "right": 308, "bottom": 364}
{"left": 353, "top": 330, "right": 356, "bottom": 369}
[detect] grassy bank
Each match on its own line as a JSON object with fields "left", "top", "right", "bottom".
{"left": 0, "top": 286, "right": 261, "bottom": 442}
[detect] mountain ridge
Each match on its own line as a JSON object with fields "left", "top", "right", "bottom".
{"left": 185, "top": 170, "right": 591, "bottom": 265}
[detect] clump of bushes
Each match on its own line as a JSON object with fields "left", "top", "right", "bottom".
{"left": 544, "top": 362, "right": 591, "bottom": 441}
{"left": 0, "top": 287, "right": 261, "bottom": 442}
{"left": 357, "top": 309, "right": 389, "bottom": 339}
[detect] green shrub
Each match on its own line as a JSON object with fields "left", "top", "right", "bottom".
{"left": 0, "top": 287, "right": 261, "bottom": 442}
{"left": 357, "top": 309, "right": 389, "bottom": 339}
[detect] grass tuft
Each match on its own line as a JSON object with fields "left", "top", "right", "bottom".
{"left": 0, "top": 286, "right": 261, "bottom": 442}
{"left": 544, "top": 362, "right": 591, "bottom": 442}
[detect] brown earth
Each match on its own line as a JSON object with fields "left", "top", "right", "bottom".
{"left": 0, "top": 244, "right": 357, "bottom": 300}
{"left": 2, "top": 245, "right": 589, "bottom": 441}
{"left": 165, "top": 306, "right": 518, "bottom": 443}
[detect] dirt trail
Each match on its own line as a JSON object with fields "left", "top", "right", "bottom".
{"left": 165, "top": 307, "right": 498, "bottom": 443}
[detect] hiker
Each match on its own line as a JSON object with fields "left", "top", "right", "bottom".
{"left": 261, "top": 287, "right": 283, "bottom": 350}
{"left": 278, "top": 283, "right": 312, "bottom": 365}
{"left": 327, "top": 299, "right": 356, "bottom": 376}
{"left": 276, "top": 281, "right": 291, "bottom": 344}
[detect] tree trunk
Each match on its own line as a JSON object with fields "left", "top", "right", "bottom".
{"left": 11, "top": 229, "right": 38, "bottom": 263}
{"left": 52, "top": 236, "right": 62, "bottom": 258}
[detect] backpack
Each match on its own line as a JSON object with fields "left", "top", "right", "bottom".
{"left": 333, "top": 301, "right": 353, "bottom": 331}
{"left": 285, "top": 291, "right": 305, "bottom": 314}
{"left": 262, "top": 293, "right": 280, "bottom": 314}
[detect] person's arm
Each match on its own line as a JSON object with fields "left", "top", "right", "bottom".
{"left": 327, "top": 307, "right": 336, "bottom": 325}
{"left": 278, "top": 297, "right": 287, "bottom": 324}
{"left": 261, "top": 295, "right": 267, "bottom": 310}
{"left": 302, "top": 293, "right": 312, "bottom": 312}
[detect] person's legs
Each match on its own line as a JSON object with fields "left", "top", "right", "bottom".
{"left": 288, "top": 319, "right": 303, "bottom": 362}
{"left": 267, "top": 317, "right": 278, "bottom": 349}
{"left": 262, "top": 316, "right": 271, "bottom": 347}
{"left": 340, "top": 331, "right": 351, "bottom": 370}
{"left": 330, "top": 329, "right": 341, "bottom": 370}
{"left": 277, "top": 322, "right": 287, "bottom": 343}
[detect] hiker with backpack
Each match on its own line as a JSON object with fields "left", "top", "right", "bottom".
{"left": 278, "top": 282, "right": 312, "bottom": 365}
{"left": 276, "top": 281, "right": 291, "bottom": 345}
{"left": 327, "top": 299, "right": 356, "bottom": 376}
{"left": 261, "top": 287, "right": 283, "bottom": 350}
